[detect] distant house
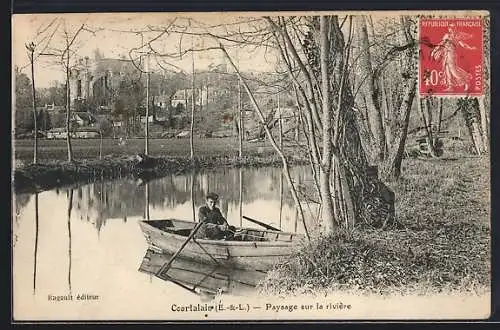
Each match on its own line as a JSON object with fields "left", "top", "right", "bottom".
{"left": 171, "top": 88, "right": 208, "bottom": 108}
{"left": 72, "top": 112, "right": 97, "bottom": 126}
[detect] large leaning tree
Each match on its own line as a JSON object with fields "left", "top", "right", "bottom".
{"left": 137, "top": 14, "right": 398, "bottom": 235}
{"left": 269, "top": 15, "right": 397, "bottom": 233}
{"left": 349, "top": 16, "right": 418, "bottom": 181}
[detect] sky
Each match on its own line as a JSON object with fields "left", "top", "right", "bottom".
{"left": 12, "top": 13, "right": 281, "bottom": 88}
{"left": 13, "top": 10, "right": 487, "bottom": 88}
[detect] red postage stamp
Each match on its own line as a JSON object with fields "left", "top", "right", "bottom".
{"left": 419, "top": 18, "right": 484, "bottom": 96}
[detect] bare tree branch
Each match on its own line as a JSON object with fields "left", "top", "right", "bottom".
{"left": 266, "top": 16, "right": 323, "bottom": 132}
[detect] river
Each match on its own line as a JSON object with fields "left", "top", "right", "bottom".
{"left": 12, "top": 165, "right": 318, "bottom": 320}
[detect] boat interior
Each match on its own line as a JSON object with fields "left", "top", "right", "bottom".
{"left": 145, "top": 219, "right": 294, "bottom": 242}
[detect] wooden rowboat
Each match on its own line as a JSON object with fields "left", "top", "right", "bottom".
{"left": 138, "top": 248, "right": 266, "bottom": 297}
{"left": 139, "top": 219, "right": 305, "bottom": 271}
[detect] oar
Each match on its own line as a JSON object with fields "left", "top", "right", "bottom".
{"left": 242, "top": 215, "right": 281, "bottom": 232}
{"left": 164, "top": 275, "right": 200, "bottom": 295}
{"left": 155, "top": 221, "right": 204, "bottom": 276}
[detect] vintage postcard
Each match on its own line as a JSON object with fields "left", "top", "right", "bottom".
{"left": 11, "top": 10, "right": 491, "bottom": 321}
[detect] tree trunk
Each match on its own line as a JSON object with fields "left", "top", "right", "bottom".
{"left": 436, "top": 97, "right": 444, "bottom": 138}
{"left": 319, "top": 16, "right": 336, "bottom": 233}
{"left": 381, "top": 78, "right": 416, "bottom": 181}
{"left": 330, "top": 16, "right": 395, "bottom": 229}
{"left": 426, "top": 97, "right": 434, "bottom": 141}
{"left": 419, "top": 97, "right": 438, "bottom": 158}
{"left": 132, "top": 109, "right": 136, "bottom": 134}
{"left": 151, "top": 95, "right": 157, "bottom": 122}
{"left": 295, "top": 109, "right": 300, "bottom": 142}
{"left": 29, "top": 50, "right": 38, "bottom": 164}
{"left": 336, "top": 104, "right": 396, "bottom": 228}
{"left": 278, "top": 92, "right": 283, "bottom": 150}
{"left": 125, "top": 114, "right": 129, "bottom": 138}
{"left": 65, "top": 52, "right": 73, "bottom": 162}
{"left": 333, "top": 160, "right": 356, "bottom": 230}
{"left": 478, "top": 95, "right": 489, "bottom": 152}
{"left": 470, "top": 120, "right": 484, "bottom": 155}
{"left": 99, "top": 132, "right": 103, "bottom": 160}
{"left": 238, "top": 79, "right": 243, "bottom": 158}
{"left": 380, "top": 74, "right": 392, "bottom": 149}
{"left": 354, "top": 15, "right": 386, "bottom": 163}
{"left": 145, "top": 56, "right": 150, "bottom": 155}
{"left": 319, "top": 168, "right": 335, "bottom": 232}
{"left": 190, "top": 46, "right": 195, "bottom": 159}
{"left": 381, "top": 15, "right": 418, "bottom": 178}
{"left": 458, "top": 97, "right": 485, "bottom": 155}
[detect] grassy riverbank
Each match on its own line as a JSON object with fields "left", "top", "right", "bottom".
{"left": 259, "top": 155, "right": 490, "bottom": 296}
{"left": 13, "top": 138, "right": 308, "bottom": 194}
{"left": 13, "top": 137, "right": 283, "bottom": 162}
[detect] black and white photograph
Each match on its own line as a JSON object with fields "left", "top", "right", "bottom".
{"left": 11, "top": 10, "right": 491, "bottom": 320}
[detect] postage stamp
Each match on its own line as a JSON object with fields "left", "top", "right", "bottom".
{"left": 419, "top": 17, "right": 484, "bottom": 96}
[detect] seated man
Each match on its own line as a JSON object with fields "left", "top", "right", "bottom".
{"left": 194, "top": 193, "right": 236, "bottom": 240}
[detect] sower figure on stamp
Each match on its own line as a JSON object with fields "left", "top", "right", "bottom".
{"left": 195, "top": 193, "right": 236, "bottom": 240}
{"left": 431, "top": 24, "right": 477, "bottom": 92}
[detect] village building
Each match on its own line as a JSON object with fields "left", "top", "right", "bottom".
{"left": 68, "top": 52, "right": 141, "bottom": 111}
{"left": 170, "top": 88, "right": 208, "bottom": 108}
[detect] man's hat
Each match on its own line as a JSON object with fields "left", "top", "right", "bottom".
{"left": 206, "top": 192, "right": 219, "bottom": 200}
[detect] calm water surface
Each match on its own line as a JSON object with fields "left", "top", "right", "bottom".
{"left": 13, "top": 166, "right": 317, "bottom": 320}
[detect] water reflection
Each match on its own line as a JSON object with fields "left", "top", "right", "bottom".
{"left": 13, "top": 166, "right": 316, "bottom": 307}
{"left": 33, "top": 193, "right": 39, "bottom": 295}
{"left": 67, "top": 189, "right": 74, "bottom": 293}
{"left": 64, "top": 166, "right": 314, "bottom": 233}
{"left": 239, "top": 168, "right": 243, "bottom": 227}
{"left": 191, "top": 170, "right": 196, "bottom": 223}
{"left": 138, "top": 248, "right": 266, "bottom": 300}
